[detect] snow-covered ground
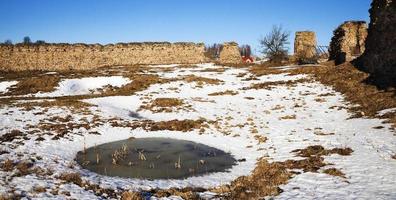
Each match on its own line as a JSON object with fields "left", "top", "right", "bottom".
{"left": 0, "top": 63, "right": 395, "bottom": 199}
{"left": 35, "top": 76, "right": 131, "bottom": 97}
{"left": 0, "top": 81, "right": 18, "bottom": 93}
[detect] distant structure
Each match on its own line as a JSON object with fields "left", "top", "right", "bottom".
{"left": 0, "top": 42, "right": 207, "bottom": 71}
{"left": 329, "top": 21, "right": 368, "bottom": 65}
{"left": 242, "top": 56, "right": 254, "bottom": 63}
{"left": 356, "top": 0, "right": 395, "bottom": 83}
{"left": 294, "top": 31, "right": 317, "bottom": 62}
{"left": 219, "top": 42, "right": 242, "bottom": 64}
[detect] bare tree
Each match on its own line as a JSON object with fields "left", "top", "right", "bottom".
{"left": 204, "top": 43, "right": 223, "bottom": 59}
{"left": 239, "top": 44, "right": 252, "bottom": 57}
{"left": 23, "top": 36, "right": 32, "bottom": 44}
{"left": 259, "top": 25, "right": 290, "bottom": 63}
{"left": 35, "top": 40, "right": 46, "bottom": 45}
{"left": 4, "top": 39, "right": 12, "bottom": 45}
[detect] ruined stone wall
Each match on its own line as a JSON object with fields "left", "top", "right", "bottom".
{"left": 356, "top": 0, "right": 396, "bottom": 82}
{"left": 0, "top": 42, "right": 207, "bottom": 71}
{"left": 219, "top": 42, "right": 242, "bottom": 64}
{"left": 294, "top": 31, "right": 317, "bottom": 59}
{"left": 329, "top": 21, "right": 368, "bottom": 65}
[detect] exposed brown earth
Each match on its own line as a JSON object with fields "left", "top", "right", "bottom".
{"left": 208, "top": 90, "right": 239, "bottom": 96}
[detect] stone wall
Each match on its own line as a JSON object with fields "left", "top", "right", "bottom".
{"left": 294, "top": 31, "right": 317, "bottom": 59}
{"left": 329, "top": 21, "right": 368, "bottom": 65}
{"left": 356, "top": 0, "right": 396, "bottom": 83}
{"left": 219, "top": 42, "right": 242, "bottom": 64}
{"left": 0, "top": 42, "right": 207, "bottom": 71}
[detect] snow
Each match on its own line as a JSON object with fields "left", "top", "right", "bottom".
{"left": 1, "top": 63, "right": 395, "bottom": 199}
{"left": 35, "top": 76, "right": 131, "bottom": 97}
{"left": 0, "top": 81, "right": 18, "bottom": 93}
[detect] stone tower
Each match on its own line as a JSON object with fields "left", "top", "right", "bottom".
{"left": 219, "top": 42, "right": 242, "bottom": 64}
{"left": 329, "top": 21, "right": 368, "bottom": 65}
{"left": 294, "top": 31, "right": 317, "bottom": 59}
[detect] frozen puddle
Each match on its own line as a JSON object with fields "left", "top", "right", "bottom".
{"left": 75, "top": 137, "right": 236, "bottom": 179}
{"left": 35, "top": 76, "right": 131, "bottom": 97}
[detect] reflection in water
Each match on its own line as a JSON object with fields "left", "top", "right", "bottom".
{"left": 76, "top": 137, "right": 236, "bottom": 179}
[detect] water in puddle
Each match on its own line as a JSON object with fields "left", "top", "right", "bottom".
{"left": 76, "top": 137, "right": 237, "bottom": 179}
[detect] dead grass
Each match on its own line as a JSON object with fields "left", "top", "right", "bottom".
{"left": 121, "top": 191, "right": 143, "bottom": 200}
{"left": 198, "top": 68, "right": 227, "bottom": 72}
{"left": 152, "top": 188, "right": 202, "bottom": 200}
{"left": 59, "top": 172, "right": 83, "bottom": 186}
{"left": 279, "top": 114, "right": 297, "bottom": 120}
{"left": 181, "top": 75, "right": 223, "bottom": 85}
{"left": 208, "top": 90, "right": 238, "bottom": 96}
{"left": 211, "top": 159, "right": 291, "bottom": 199}
{"left": 323, "top": 168, "right": 346, "bottom": 178}
{"left": 15, "top": 161, "right": 33, "bottom": 176}
{"left": 0, "top": 130, "right": 24, "bottom": 143}
{"left": 139, "top": 98, "right": 186, "bottom": 112}
{"left": 105, "top": 74, "right": 171, "bottom": 96}
{"left": 1, "top": 159, "right": 14, "bottom": 171}
{"left": 291, "top": 145, "right": 353, "bottom": 157}
{"left": 253, "top": 135, "right": 268, "bottom": 144}
{"left": 5, "top": 76, "right": 60, "bottom": 96}
{"left": 136, "top": 119, "right": 210, "bottom": 132}
{"left": 244, "top": 79, "right": 310, "bottom": 90}
{"left": 281, "top": 156, "right": 326, "bottom": 172}
{"left": 248, "top": 62, "right": 291, "bottom": 76}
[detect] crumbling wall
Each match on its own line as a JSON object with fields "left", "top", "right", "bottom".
{"left": 329, "top": 21, "right": 368, "bottom": 65}
{"left": 294, "top": 31, "right": 317, "bottom": 59}
{"left": 219, "top": 42, "right": 242, "bottom": 64}
{"left": 0, "top": 42, "right": 207, "bottom": 71}
{"left": 356, "top": 0, "right": 396, "bottom": 83}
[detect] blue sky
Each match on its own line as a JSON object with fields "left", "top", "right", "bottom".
{"left": 0, "top": 0, "right": 371, "bottom": 54}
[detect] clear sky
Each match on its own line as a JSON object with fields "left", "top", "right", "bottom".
{"left": 0, "top": 0, "right": 371, "bottom": 54}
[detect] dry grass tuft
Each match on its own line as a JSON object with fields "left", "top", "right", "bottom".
{"left": 279, "top": 114, "right": 297, "bottom": 120}
{"left": 59, "top": 172, "right": 83, "bottom": 186}
{"left": 208, "top": 90, "right": 239, "bottom": 96}
{"left": 181, "top": 75, "right": 223, "bottom": 85}
{"left": 291, "top": 145, "right": 353, "bottom": 157}
{"left": 1, "top": 159, "right": 15, "bottom": 171}
{"left": 198, "top": 67, "right": 227, "bottom": 72}
{"left": 248, "top": 62, "right": 291, "bottom": 76}
{"left": 105, "top": 74, "right": 170, "bottom": 96}
{"left": 121, "top": 191, "right": 143, "bottom": 200}
{"left": 253, "top": 135, "right": 268, "bottom": 144}
{"left": 244, "top": 79, "right": 310, "bottom": 90}
{"left": 153, "top": 188, "right": 201, "bottom": 200}
{"left": 5, "top": 76, "right": 60, "bottom": 95}
{"left": 16, "top": 161, "right": 33, "bottom": 176}
{"left": 137, "top": 119, "right": 210, "bottom": 132}
{"left": 139, "top": 98, "right": 186, "bottom": 112}
{"left": 0, "top": 129, "right": 24, "bottom": 143}
{"left": 281, "top": 156, "right": 326, "bottom": 172}
{"left": 211, "top": 159, "right": 291, "bottom": 199}
{"left": 323, "top": 168, "right": 346, "bottom": 178}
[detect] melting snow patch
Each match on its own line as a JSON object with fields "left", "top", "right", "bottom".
{"left": 35, "top": 76, "right": 131, "bottom": 97}
{"left": 377, "top": 108, "right": 396, "bottom": 116}
{"left": 0, "top": 81, "right": 18, "bottom": 93}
